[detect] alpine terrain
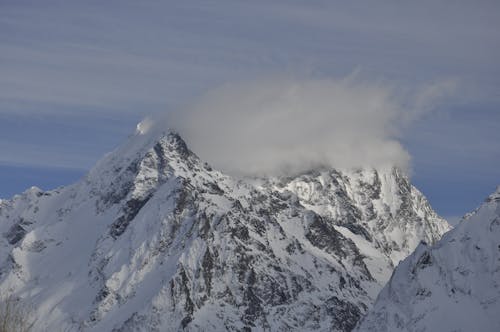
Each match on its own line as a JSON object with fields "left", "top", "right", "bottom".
{"left": 0, "top": 121, "right": 450, "bottom": 331}
{"left": 356, "top": 187, "right": 500, "bottom": 332}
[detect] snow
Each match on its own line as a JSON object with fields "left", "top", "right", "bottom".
{"left": 356, "top": 186, "right": 500, "bottom": 332}
{"left": 0, "top": 126, "right": 450, "bottom": 331}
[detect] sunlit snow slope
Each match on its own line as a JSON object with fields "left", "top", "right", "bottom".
{"left": 0, "top": 123, "right": 449, "bottom": 331}
{"left": 356, "top": 187, "right": 500, "bottom": 332}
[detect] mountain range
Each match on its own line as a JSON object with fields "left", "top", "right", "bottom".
{"left": 0, "top": 122, "right": 472, "bottom": 331}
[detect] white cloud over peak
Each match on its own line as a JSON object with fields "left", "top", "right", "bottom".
{"left": 162, "top": 76, "right": 453, "bottom": 175}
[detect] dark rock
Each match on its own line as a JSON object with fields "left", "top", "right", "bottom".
{"left": 325, "top": 296, "right": 363, "bottom": 332}
{"left": 202, "top": 249, "right": 214, "bottom": 296}
{"left": 110, "top": 195, "right": 152, "bottom": 238}
{"left": 5, "top": 223, "right": 27, "bottom": 245}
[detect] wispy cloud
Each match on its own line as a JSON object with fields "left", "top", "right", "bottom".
{"left": 161, "top": 75, "right": 453, "bottom": 175}
{"left": 1, "top": 1, "right": 498, "bottom": 115}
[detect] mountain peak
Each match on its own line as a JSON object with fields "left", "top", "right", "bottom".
{"left": 160, "top": 131, "right": 192, "bottom": 160}
{"left": 0, "top": 120, "right": 451, "bottom": 331}
{"left": 486, "top": 185, "right": 500, "bottom": 203}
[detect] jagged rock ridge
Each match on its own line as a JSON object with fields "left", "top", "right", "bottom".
{"left": 356, "top": 187, "right": 500, "bottom": 332}
{"left": 0, "top": 125, "right": 449, "bottom": 331}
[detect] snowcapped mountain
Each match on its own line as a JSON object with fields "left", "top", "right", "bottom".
{"left": 355, "top": 187, "right": 500, "bottom": 332}
{"left": 0, "top": 123, "right": 449, "bottom": 331}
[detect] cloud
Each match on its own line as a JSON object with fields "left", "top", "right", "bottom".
{"left": 159, "top": 75, "right": 453, "bottom": 176}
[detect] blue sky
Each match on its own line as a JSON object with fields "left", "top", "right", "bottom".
{"left": 1, "top": 0, "right": 499, "bottom": 221}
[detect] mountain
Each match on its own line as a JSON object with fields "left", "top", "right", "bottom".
{"left": 0, "top": 123, "right": 449, "bottom": 331}
{"left": 355, "top": 187, "right": 500, "bottom": 332}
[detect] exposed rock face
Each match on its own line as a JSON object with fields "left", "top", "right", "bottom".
{"left": 0, "top": 128, "right": 449, "bottom": 331}
{"left": 356, "top": 187, "right": 500, "bottom": 332}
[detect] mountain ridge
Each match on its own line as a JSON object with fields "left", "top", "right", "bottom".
{"left": 355, "top": 186, "right": 500, "bottom": 332}
{"left": 0, "top": 127, "right": 450, "bottom": 331}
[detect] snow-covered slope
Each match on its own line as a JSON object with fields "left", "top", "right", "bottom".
{"left": 356, "top": 187, "right": 500, "bottom": 332}
{"left": 0, "top": 123, "right": 449, "bottom": 331}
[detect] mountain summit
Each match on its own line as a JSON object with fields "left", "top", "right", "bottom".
{"left": 0, "top": 126, "right": 449, "bottom": 331}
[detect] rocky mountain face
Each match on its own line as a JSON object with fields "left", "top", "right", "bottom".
{"left": 356, "top": 187, "right": 500, "bottom": 332}
{"left": 0, "top": 124, "right": 449, "bottom": 331}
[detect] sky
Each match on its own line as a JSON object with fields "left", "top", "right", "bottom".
{"left": 0, "top": 0, "right": 499, "bottom": 222}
